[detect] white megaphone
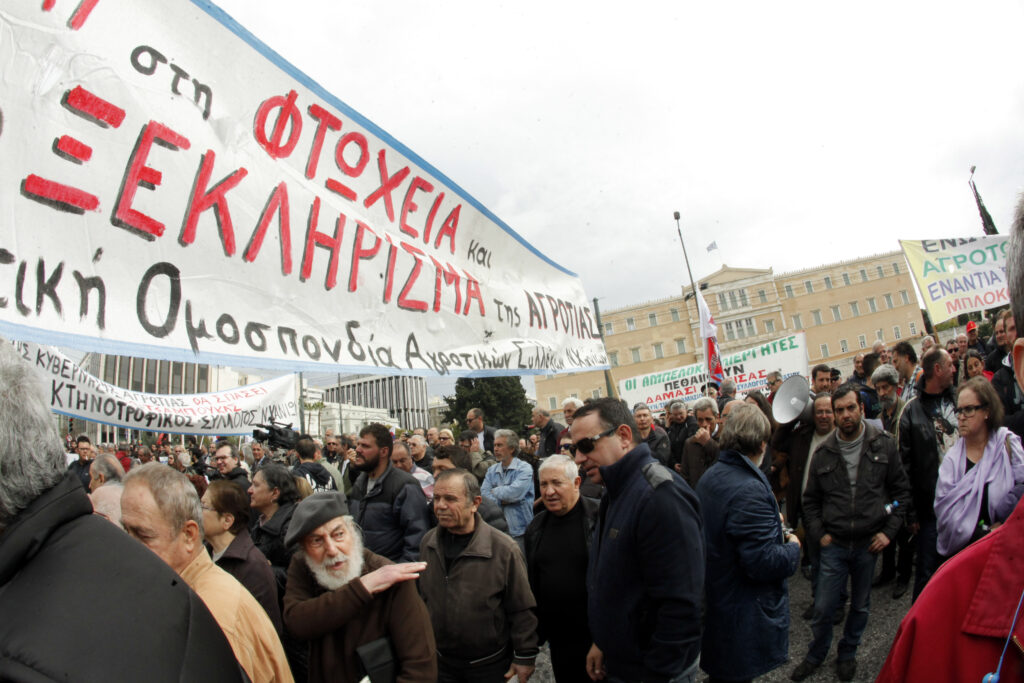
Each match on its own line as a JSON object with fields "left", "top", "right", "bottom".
{"left": 772, "top": 375, "right": 815, "bottom": 425}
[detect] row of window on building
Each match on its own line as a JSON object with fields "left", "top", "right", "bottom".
{"left": 791, "top": 290, "right": 912, "bottom": 330}
{"left": 817, "top": 322, "right": 919, "bottom": 360}
{"left": 547, "top": 387, "right": 603, "bottom": 411}
{"left": 100, "top": 356, "right": 210, "bottom": 395}
{"left": 605, "top": 265, "right": 908, "bottom": 335}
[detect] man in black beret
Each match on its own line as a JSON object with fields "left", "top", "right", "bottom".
{"left": 282, "top": 492, "right": 436, "bottom": 682}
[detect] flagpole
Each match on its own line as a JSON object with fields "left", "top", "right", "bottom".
{"left": 674, "top": 211, "right": 708, "bottom": 378}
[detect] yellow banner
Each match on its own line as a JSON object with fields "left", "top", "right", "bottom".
{"left": 900, "top": 236, "right": 1009, "bottom": 324}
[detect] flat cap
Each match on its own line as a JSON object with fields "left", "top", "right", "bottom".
{"left": 284, "top": 491, "right": 349, "bottom": 548}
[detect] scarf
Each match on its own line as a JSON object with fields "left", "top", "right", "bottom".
{"left": 935, "top": 427, "right": 1023, "bottom": 555}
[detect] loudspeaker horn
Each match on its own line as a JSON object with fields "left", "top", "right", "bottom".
{"left": 772, "top": 374, "right": 815, "bottom": 425}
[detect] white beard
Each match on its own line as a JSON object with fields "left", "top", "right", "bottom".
{"left": 303, "top": 535, "right": 365, "bottom": 591}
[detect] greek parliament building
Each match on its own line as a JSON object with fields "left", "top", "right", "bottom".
{"left": 535, "top": 250, "right": 926, "bottom": 418}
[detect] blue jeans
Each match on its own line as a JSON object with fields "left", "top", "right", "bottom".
{"left": 806, "top": 541, "right": 877, "bottom": 664}
{"left": 913, "top": 518, "right": 938, "bottom": 601}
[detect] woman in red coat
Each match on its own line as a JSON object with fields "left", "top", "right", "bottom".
{"left": 877, "top": 497, "right": 1024, "bottom": 682}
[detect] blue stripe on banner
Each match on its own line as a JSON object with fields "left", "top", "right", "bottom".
{"left": 188, "top": 0, "right": 576, "bottom": 278}
{"left": 0, "top": 320, "right": 588, "bottom": 377}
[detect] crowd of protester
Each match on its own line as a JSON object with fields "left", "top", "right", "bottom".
{"left": 8, "top": 228, "right": 1024, "bottom": 681}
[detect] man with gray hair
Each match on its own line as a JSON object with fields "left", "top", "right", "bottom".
{"left": 697, "top": 403, "right": 801, "bottom": 681}
{"left": 283, "top": 492, "right": 436, "bottom": 682}
{"left": 0, "top": 342, "right": 245, "bottom": 681}
{"left": 666, "top": 400, "right": 697, "bottom": 467}
{"left": 483, "top": 428, "right": 536, "bottom": 543}
{"left": 717, "top": 378, "right": 737, "bottom": 412}
{"left": 678, "top": 397, "right": 721, "bottom": 490}
{"left": 532, "top": 407, "right": 565, "bottom": 459}
{"left": 871, "top": 364, "right": 904, "bottom": 436}
{"left": 420, "top": 468, "right": 539, "bottom": 682}
{"left": 122, "top": 463, "right": 292, "bottom": 683}
{"left": 89, "top": 452, "right": 126, "bottom": 492}
{"left": 560, "top": 396, "right": 585, "bottom": 440}
{"left": 524, "top": 455, "right": 598, "bottom": 682}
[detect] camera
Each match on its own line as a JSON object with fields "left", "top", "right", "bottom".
{"left": 252, "top": 421, "right": 299, "bottom": 451}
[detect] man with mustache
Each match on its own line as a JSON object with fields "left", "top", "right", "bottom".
{"left": 283, "top": 492, "right": 436, "bottom": 682}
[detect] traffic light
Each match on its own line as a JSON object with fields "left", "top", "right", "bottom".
{"left": 68, "top": 418, "right": 75, "bottom": 434}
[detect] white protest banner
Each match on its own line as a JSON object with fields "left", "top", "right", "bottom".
{"left": 0, "top": 1, "right": 606, "bottom": 378}
{"left": 900, "top": 236, "right": 1009, "bottom": 324}
{"left": 14, "top": 340, "right": 298, "bottom": 436}
{"left": 617, "top": 333, "right": 809, "bottom": 412}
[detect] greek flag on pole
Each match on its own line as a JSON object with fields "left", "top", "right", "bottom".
{"left": 695, "top": 289, "right": 725, "bottom": 385}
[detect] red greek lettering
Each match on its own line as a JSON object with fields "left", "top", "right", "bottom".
{"left": 435, "top": 204, "right": 460, "bottom": 254}
{"left": 464, "top": 270, "right": 485, "bottom": 316}
{"left": 363, "top": 149, "right": 409, "bottom": 222}
{"left": 398, "top": 242, "right": 428, "bottom": 312}
{"left": 304, "top": 104, "right": 341, "bottom": 179}
{"left": 180, "top": 150, "right": 248, "bottom": 256}
{"left": 348, "top": 221, "right": 381, "bottom": 292}
{"left": 400, "top": 176, "right": 434, "bottom": 239}
{"left": 63, "top": 86, "right": 125, "bottom": 128}
{"left": 244, "top": 182, "right": 293, "bottom": 275}
{"left": 22, "top": 174, "right": 98, "bottom": 213}
{"left": 112, "top": 121, "right": 191, "bottom": 240}
{"left": 253, "top": 90, "right": 302, "bottom": 159}
{"left": 300, "top": 198, "right": 345, "bottom": 291}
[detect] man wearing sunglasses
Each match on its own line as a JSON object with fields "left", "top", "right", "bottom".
{"left": 571, "top": 398, "right": 703, "bottom": 683}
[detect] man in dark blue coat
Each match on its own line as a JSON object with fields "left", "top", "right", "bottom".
{"left": 571, "top": 398, "right": 704, "bottom": 683}
{"left": 697, "top": 403, "right": 801, "bottom": 682}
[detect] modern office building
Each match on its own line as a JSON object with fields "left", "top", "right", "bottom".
{"left": 322, "top": 374, "right": 430, "bottom": 430}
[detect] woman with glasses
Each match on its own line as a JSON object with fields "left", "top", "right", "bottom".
{"left": 201, "top": 480, "right": 283, "bottom": 634}
{"left": 935, "top": 377, "right": 1024, "bottom": 559}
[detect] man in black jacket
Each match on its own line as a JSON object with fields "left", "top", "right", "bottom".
{"left": 465, "top": 407, "right": 496, "bottom": 453}
{"left": 897, "top": 347, "right": 957, "bottom": 601}
{"left": 531, "top": 408, "right": 565, "bottom": 459}
{"left": 666, "top": 401, "right": 698, "bottom": 467}
{"left": 348, "top": 423, "right": 431, "bottom": 562}
{"left": 291, "top": 434, "right": 337, "bottom": 493}
{"left": 792, "top": 385, "right": 911, "bottom": 682}
{"left": 210, "top": 440, "right": 251, "bottom": 495}
{"left": 524, "top": 454, "right": 599, "bottom": 683}
{"left": 0, "top": 341, "right": 245, "bottom": 682}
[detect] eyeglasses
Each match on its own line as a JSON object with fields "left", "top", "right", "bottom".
{"left": 439, "top": 436, "right": 453, "bottom": 442}
{"left": 559, "top": 443, "right": 573, "bottom": 452}
{"left": 200, "top": 504, "right": 217, "bottom": 513}
{"left": 569, "top": 426, "right": 617, "bottom": 455}
{"left": 955, "top": 404, "right": 986, "bottom": 418}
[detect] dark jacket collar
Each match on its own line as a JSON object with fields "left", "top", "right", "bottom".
{"left": 219, "top": 528, "right": 257, "bottom": 562}
{"left": 599, "top": 443, "right": 655, "bottom": 495}
{"left": 0, "top": 475, "right": 91, "bottom": 585}
{"left": 259, "top": 501, "right": 296, "bottom": 536}
{"left": 424, "top": 513, "right": 494, "bottom": 560}
{"left": 820, "top": 420, "right": 883, "bottom": 456}
{"left": 718, "top": 449, "right": 769, "bottom": 480}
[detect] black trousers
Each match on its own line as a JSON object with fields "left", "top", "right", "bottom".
{"left": 438, "top": 657, "right": 510, "bottom": 683}
{"left": 549, "top": 635, "right": 592, "bottom": 683}
{"left": 879, "top": 525, "right": 915, "bottom": 582}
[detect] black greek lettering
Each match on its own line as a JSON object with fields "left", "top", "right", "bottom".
{"left": 136, "top": 262, "right": 180, "bottom": 338}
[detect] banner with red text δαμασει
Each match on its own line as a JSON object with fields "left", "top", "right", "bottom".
{"left": 899, "top": 237, "right": 1008, "bottom": 324}
{"left": 0, "top": 0, "right": 607, "bottom": 377}
{"left": 14, "top": 340, "right": 298, "bottom": 436}
{"left": 617, "top": 333, "right": 808, "bottom": 412}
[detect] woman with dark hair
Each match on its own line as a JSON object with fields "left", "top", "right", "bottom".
{"left": 202, "top": 480, "right": 282, "bottom": 634}
{"left": 248, "top": 464, "right": 300, "bottom": 581}
{"left": 935, "top": 376, "right": 1024, "bottom": 559}
{"left": 247, "top": 464, "right": 306, "bottom": 681}
{"left": 964, "top": 349, "right": 993, "bottom": 381}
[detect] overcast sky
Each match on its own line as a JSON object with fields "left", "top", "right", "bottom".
{"left": 214, "top": 0, "right": 1024, "bottom": 308}
{"left": 207, "top": 0, "right": 1024, "bottom": 397}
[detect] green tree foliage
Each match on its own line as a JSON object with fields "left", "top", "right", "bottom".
{"left": 441, "top": 377, "right": 533, "bottom": 436}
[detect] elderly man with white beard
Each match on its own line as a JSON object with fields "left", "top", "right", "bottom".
{"left": 282, "top": 492, "right": 436, "bottom": 682}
